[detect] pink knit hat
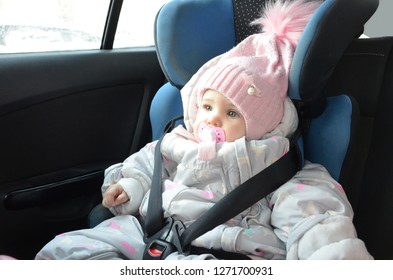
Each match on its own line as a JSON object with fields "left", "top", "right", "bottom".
{"left": 189, "top": 0, "right": 321, "bottom": 140}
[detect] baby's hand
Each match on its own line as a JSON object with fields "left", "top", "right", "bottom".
{"left": 102, "top": 183, "right": 130, "bottom": 208}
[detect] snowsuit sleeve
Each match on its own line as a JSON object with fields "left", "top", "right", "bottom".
{"left": 101, "top": 141, "right": 158, "bottom": 216}
{"left": 270, "top": 161, "right": 373, "bottom": 259}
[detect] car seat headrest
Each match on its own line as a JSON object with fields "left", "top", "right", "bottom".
{"left": 155, "top": 0, "right": 236, "bottom": 88}
{"left": 289, "top": 0, "right": 379, "bottom": 118}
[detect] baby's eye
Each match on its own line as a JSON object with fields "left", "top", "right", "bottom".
{"left": 228, "top": 110, "right": 238, "bottom": 118}
{"left": 203, "top": 104, "right": 212, "bottom": 111}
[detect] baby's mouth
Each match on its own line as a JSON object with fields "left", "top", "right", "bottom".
{"left": 197, "top": 122, "right": 226, "bottom": 143}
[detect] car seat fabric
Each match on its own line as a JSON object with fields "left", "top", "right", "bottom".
{"left": 286, "top": 0, "right": 377, "bottom": 184}
{"left": 150, "top": 83, "right": 183, "bottom": 140}
{"left": 155, "top": 0, "right": 237, "bottom": 88}
{"left": 304, "top": 94, "right": 360, "bottom": 181}
{"left": 289, "top": 0, "right": 378, "bottom": 111}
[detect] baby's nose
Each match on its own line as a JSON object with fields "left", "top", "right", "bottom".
{"left": 207, "top": 114, "right": 222, "bottom": 127}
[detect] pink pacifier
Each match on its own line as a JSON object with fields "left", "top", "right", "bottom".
{"left": 197, "top": 122, "right": 226, "bottom": 143}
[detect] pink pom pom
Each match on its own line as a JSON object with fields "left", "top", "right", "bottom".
{"left": 252, "top": 0, "right": 322, "bottom": 47}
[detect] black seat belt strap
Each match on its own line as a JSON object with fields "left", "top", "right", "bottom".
{"left": 143, "top": 134, "right": 165, "bottom": 237}
{"left": 144, "top": 115, "right": 184, "bottom": 239}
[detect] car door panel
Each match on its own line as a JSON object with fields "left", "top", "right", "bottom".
{"left": 0, "top": 48, "right": 165, "bottom": 259}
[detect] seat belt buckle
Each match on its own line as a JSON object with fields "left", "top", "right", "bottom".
{"left": 143, "top": 217, "right": 187, "bottom": 260}
{"left": 145, "top": 239, "right": 177, "bottom": 259}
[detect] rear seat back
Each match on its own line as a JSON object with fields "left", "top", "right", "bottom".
{"left": 326, "top": 36, "right": 393, "bottom": 260}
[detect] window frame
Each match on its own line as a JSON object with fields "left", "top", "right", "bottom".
{"left": 101, "top": 0, "right": 123, "bottom": 50}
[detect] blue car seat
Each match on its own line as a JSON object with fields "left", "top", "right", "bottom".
{"left": 151, "top": 0, "right": 379, "bottom": 252}
{"left": 91, "top": 0, "right": 386, "bottom": 258}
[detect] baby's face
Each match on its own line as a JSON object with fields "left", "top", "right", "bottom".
{"left": 194, "top": 89, "right": 246, "bottom": 142}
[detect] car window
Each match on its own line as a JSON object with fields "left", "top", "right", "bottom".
{"left": 114, "top": 0, "right": 169, "bottom": 48}
{"left": 0, "top": 0, "right": 169, "bottom": 53}
{"left": 364, "top": 0, "right": 393, "bottom": 37}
